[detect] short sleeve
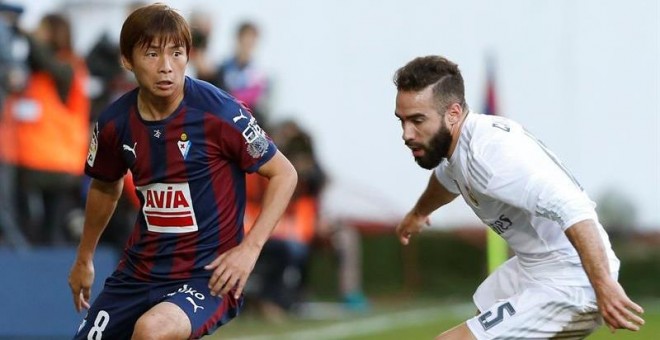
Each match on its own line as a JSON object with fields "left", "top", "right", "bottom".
{"left": 85, "top": 121, "right": 128, "bottom": 182}
{"left": 476, "top": 132, "right": 597, "bottom": 230}
{"left": 218, "top": 104, "right": 277, "bottom": 173}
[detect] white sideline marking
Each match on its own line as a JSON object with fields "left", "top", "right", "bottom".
{"left": 229, "top": 303, "right": 474, "bottom": 340}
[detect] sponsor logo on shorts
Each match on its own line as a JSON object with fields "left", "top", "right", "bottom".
{"left": 166, "top": 284, "right": 207, "bottom": 313}
{"left": 186, "top": 297, "right": 205, "bottom": 313}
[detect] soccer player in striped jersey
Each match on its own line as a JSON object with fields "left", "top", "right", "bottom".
{"left": 393, "top": 55, "right": 644, "bottom": 339}
{"left": 68, "top": 4, "right": 297, "bottom": 339}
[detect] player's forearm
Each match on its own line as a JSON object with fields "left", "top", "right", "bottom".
{"left": 76, "top": 179, "right": 123, "bottom": 262}
{"left": 412, "top": 173, "right": 458, "bottom": 217}
{"left": 564, "top": 219, "right": 613, "bottom": 287}
{"left": 243, "top": 166, "right": 297, "bottom": 249}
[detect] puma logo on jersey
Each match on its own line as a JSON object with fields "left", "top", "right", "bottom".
{"left": 186, "top": 297, "right": 205, "bottom": 313}
{"left": 122, "top": 142, "right": 137, "bottom": 158}
{"left": 232, "top": 108, "right": 248, "bottom": 123}
{"left": 137, "top": 183, "right": 198, "bottom": 233}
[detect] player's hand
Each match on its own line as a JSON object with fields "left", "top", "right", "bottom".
{"left": 205, "top": 242, "right": 261, "bottom": 299}
{"left": 396, "top": 210, "right": 430, "bottom": 245}
{"left": 594, "top": 278, "right": 645, "bottom": 332}
{"left": 68, "top": 259, "right": 94, "bottom": 313}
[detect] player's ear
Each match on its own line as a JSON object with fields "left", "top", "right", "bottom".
{"left": 120, "top": 55, "right": 133, "bottom": 72}
{"left": 446, "top": 102, "right": 462, "bottom": 125}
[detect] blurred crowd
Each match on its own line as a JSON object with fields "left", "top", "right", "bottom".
{"left": 0, "top": 1, "right": 367, "bottom": 320}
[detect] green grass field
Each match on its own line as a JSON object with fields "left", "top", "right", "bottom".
{"left": 214, "top": 299, "right": 660, "bottom": 339}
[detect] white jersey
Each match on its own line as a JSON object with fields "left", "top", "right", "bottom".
{"left": 434, "top": 112, "right": 620, "bottom": 286}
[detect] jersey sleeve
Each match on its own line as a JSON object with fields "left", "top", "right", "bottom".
{"left": 473, "top": 130, "right": 597, "bottom": 231}
{"left": 434, "top": 161, "right": 461, "bottom": 194}
{"left": 217, "top": 103, "right": 277, "bottom": 173}
{"left": 85, "top": 121, "right": 128, "bottom": 182}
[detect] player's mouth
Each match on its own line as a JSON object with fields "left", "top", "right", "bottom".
{"left": 407, "top": 144, "right": 425, "bottom": 157}
{"left": 155, "top": 80, "right": 174, "bottom": 90}
{"left": 412, "top": 148, "right": 424, "bottom": 158}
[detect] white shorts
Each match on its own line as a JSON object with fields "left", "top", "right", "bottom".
{"left": 466, "top": 257, "right": 606, "bottom": 339}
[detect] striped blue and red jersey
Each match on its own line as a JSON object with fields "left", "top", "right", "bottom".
{"left": 85, "top": 77, "right": 277, "bottom": 281}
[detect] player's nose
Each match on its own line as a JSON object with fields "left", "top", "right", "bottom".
{"left": 158, "top": 55, "right": 173, "bottom": 73}
{"left": 402, "top": 122, "right": 416, "bottom": 142}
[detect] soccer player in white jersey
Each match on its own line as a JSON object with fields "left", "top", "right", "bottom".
{"left": 393, "top": 55, "right": 644, "bottom": 339}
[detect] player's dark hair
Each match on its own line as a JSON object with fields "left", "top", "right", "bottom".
{"left": 120, "top": 3, "right": 192, "bottom": 62}
{"left": 393, "top": 55, "right": 467, "bottom": 111}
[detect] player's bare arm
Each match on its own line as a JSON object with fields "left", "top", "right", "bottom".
{"left": 205, "top": 150, "right": 297, "bottom": 299}
{"left": 565, "top": 219, "right": 645, "bottom": 332}
{"left": 397, "top": 174, "right": 458, "bottom": 245}
{"left": 68, "top": 178, "right": 123, "bottom": 312}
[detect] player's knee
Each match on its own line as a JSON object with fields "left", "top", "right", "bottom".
{"left": 132, "top": 312, "right": 188, "bottom": 340}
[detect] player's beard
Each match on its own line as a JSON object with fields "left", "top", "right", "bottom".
{"left": 414, "top": 123, "right": 452, "bottom": 170}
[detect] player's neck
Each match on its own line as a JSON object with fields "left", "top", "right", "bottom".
{"left": 137, "top": 91, "right": 184, "bottom": 121}
{"left": 446, "top": 110, "right": 469, "bottom": 158}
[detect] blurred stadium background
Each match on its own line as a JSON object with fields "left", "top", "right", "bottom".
{"left": 0, "top": 0, "right": 658, "bottom": 338}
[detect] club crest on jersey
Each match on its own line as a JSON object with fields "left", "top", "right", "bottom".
{"left": 87, "top": 123, "right": 99, "bottom": 167}
{"left": 242, "top": 117, "right": 269, "bottom": 158}
{"left": 137, "top": 183, "right": 198, "bottom": 233}
{"left": 178, "top": 132, "right": 191, "bottom": 159}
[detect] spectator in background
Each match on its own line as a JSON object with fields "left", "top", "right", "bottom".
{"left": 6, "top": 13, "right": 89, "bottom": 245}
{"left": 244, "top": 119, "right": 324, "bottom": 321}
{"left": 275, "top": 121, "right": 368, "bottom": 312}
{"left": 188, "top": 10, "right": 218, "bottom": 84}
{"left": 216, "top": 21, "right": 270, "bottom": 128}
{"left": 86, "top": 1, "right": 145, "bottom": 122}
{"left": 316, "top": 216, "right": 370, "bottom": 312}
{"left": 246, "top": 119, "right": 370, "bottom": 318}
{"left": 0, "top": 2, "right": 26, "bottom": 99}
{"left": 85, "top": 32, "right": 127, "bottom": 122}
{"left": 0, "top": 1, "right": 29, "bottom": 248}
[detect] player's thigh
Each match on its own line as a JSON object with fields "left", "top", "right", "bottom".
{"left": 466, "top": 285, "right": 600, "bottom": 339}
{"left": 73, "top": 284, "right": 149, "bottom": 340}
{"left": 158, "top": 278, "right": 243, "bottom": 338}
{"left": 133, "top": 301, "right": 191, "bottom": 340}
